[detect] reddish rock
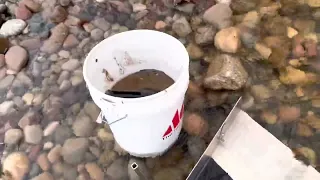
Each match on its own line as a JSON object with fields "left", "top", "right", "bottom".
{"left": 41, "top": 23, "right": 69, "bottom": 53}
{"left": 278, "top": 105, "right": 301, "bottom": 123}
{"left": 28, "top": 145, "right": 42, "bottom": 161}
{"left": 183, "top": 113, "right": 208, "bottom": 137}
{"left": 21, "top": 0, "right": 41, "bottom": 12}
{"left": 15, "top": 4, "right": 32, "bottom": 20}
{"left": 305, "top": 40, "right": 317, "bottom": 57}
{"left": 292, "top": 44, "right": 305, "bottom": 58}
{"left": 63, "top": 34, "right": 79, "bottom": 49}
{"left": 37, "top": 153, "right": 50, "bottom": 171}
{"left": 20, "top": 38, "right": 41, "bottom": 50}
{"left": 50, "top": 6, "right": 68, "bottom": 23}
{"left": 187, "top": 81, "right": 204, "bottom": 99}
{"left": 5, "top": 46, "right": 28, "bottom": 72}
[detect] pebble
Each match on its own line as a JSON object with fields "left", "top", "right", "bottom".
{"left": 72, "top": 115, "right": 94, "bottom": 137}
{"left": 4, "top": 129, "right": 23, "bottom": 145}
{"left": 172, "top": 16, "right": 192, "bottom": 37}
{"left": 195, "top": 26, "right": 216, "bottom": 45}
{"left": 92, "top": 18, "right": 111, "bottom": 31}
{"left": 183, "top": 113, "right": 208, "bottom": 137}
{"left": 97, "top": 128, "right": 114, "bottom": 141}
{"left": 0, "top": 19, "right": 27, "bottom": 37}
{"left": 85, "top": 163, "right": 104, "bottom": 180}
{"left": 250, "top": 84, "right": 272, "bottom": 102}
{"left": 307, "top": 0, "right": 320, "bottom": 7}
{"left": 21, "top": 0, "right": 41, "bottom": 12}
{"left": 84, "top": 101, "right": 100, "bottom": 121}
{"left": 261, "top": 111, "right": 277, "bottom": 124}
{"left": 278, "top": 106, "right": 301, "bottom": 123}
{"left": 60, "top": 0, "right": 70, "bottom": 6}
{"left": 204, "top": 54, "right": 248, "bottom": 90}
{"left": 203, "top": 3, "right": 232, "bottom": 29}
{"left": 107, "top": 158, "right": 128, "bottom": 180}
{"left": 50, "top": 5, "right": 68, "bottom": 23}
{"left": 31, "top": 172, "right": 54, "bottom": 180}
{"left": 63, "top": 34, "right": 79, "bottom": 49}
{"left": 214, "top": 27, "right": 241, "bottom": 53}
{"left": 62, "top": 138, "right": 89, "bottom": 165}
{"left": 43, "top": 141, "right": 54, "bottom": 150}
{"left": 91, "top": 28, "right": 104, "bottom": 41}
{"left": 3, "top": 152, "right": 30, "bottom": 180}
{"left": 187, "top": 136, "right": 206, "bottom": 162}
{"left": 132, "top": 3, "right": 146, "bottom": 12}
{"left": 54, "top": 125, "right": 73, "bottom": 144}
{"left": 0, "top": 67, "right": 6, "bottom": 80}
{"left": 186, "top": 43, "right": 204, "bottom": 59}
{"left": 24, "top": 125, "right": 43, "bottom": 144}
{"left": 0, "top": 54, "right": 5, "bottom": 68}
{"left": 33, "top": 93, "right": 44, "bottom": 105}
{"left": 44, "top": 121, "right": 60, "bottom": 136}
{"left": 48, "top": 145, "right": 62, "bottom": 163}
{"left": 62, "top": 59, "right": 80, "bottom": 71}
{"left": 254, "top": 42, "right": 272, "bottom": 59}
{"left": 41, "top": 23, "right": 69, "bottom": 53}
{"left": 15, "top": 4, "right": 32, "bottom": 20}
{"left": 37, "top": 153, "right": 50, "bottom": 171}
{"left": 20, "top": 38, "right": 41, "bottom": 50}
{"left": 0, "top": 101, "right": 15, "bottom": 115}
{"left": 5, "top": 46, "right": 28, "bottom": 72}
{"left": 22, "top": 93, "right": 34, "bottom": 105}
{"left": 287, "top": 27, "right": 298, "bottom": 38}
{"left": 59, "top": 80, "right": 72, "bottom": 91}
{"left": 71, "top": 75, "right": 83, "bottom": 86}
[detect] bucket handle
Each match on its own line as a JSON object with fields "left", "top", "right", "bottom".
{"left": 99, "top": 98, "right": 128, "bottom": 126}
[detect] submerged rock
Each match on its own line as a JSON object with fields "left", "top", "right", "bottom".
{"left": 204, "top": 54, "right": 248, "bottom": 90}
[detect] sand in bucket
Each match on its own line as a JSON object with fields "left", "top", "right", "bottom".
{"left": 83, "top": 30, "right": 189, "bottom": 157}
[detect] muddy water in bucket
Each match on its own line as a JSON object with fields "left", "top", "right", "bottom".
{"left": 106, "top": 69, "right": 174, "bottom": 98}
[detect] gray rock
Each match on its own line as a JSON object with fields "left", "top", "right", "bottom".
{"left": 91, "top": 28, "right": 104, "bottom": 41}
{"left": 107, "top": 158, "right": 128, "bottom": 180}
{"left": 32, "top": 61, "right": 42, "bottom": 77}
{"left": 59, "top": 0, "right": 70, "bottom": 6}
{"left": 4, "top": 129, "right": 23, "bottom": 145}
{"left": 62, "top": 138, "right": 89, "bottom": 165}
{"left": 84, "top": 101, "right": 100, "bottom": 121}
{"left": 29, "top": 163, "right": 41, "bottom": 178}
{"left": 0, "top": 19, "right": 27, "bottom": 37}
{"left": 92, "top": 18, "right": 111, "bottom": 31}
{"left": 195, "top": 26, "right": 216, "bottom": 45}
{"left": 203, "top": 3, "right": 232, "bottom": 29}
{"left": 172, "top": 16, "right": 192, "bottom": 37}
{"left": 54, "top": 125, "right": 73, "bottom": 144}
{"left": 175, "top": 3, "right": 195, "bottom": 14}
{"left": 57, "top": 71, "right": 70, "bottom": 84}
{"left": 72, "top": 115, "right": 94, "bottom": 137}
{"left": 24, "top": 125, "right": 43, "bottom": 144}
{"left": 187, "top": 136, "right": 206, "bottom": 162}
{"left": 61, "top": 59, "right": 80, "bottom": 71}
{"left": 0, "top": 75, "right": 14, "bottom": 89}
{"left": 63, "top": 165, "right": 78, "bottom": 180}
{"left": 59, "top": 80, "right": 71, "bottom": 91}
{"left": 128, "top": 158, "right": 151, "bottom": 180}
{"left": 204, "top": 54, "right": 248, "bottom": 90}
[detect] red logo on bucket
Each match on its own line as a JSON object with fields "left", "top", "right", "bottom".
{"left": 162, "top": 104, "right": 184, "bottom": 140}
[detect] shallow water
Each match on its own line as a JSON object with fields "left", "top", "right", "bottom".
{"left": 0, "top": 0, "right": 319, "bottom": 179}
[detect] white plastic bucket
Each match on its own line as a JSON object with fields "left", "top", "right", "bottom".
{"left": 83, "top": 30, "right": 190, "bottom": 157}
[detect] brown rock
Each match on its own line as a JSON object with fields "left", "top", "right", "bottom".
{"left": 278, "top": 105, "right": 300, "bottom": 123}
{"left": 261, "top": 111, "right": 277, "bottom": 124}
{"left": 50, "top": 6, "right": 68, "bottom": 23}
{"left": 186, "top": 43, "right": 204, "bottom": 59}
{"left": 204, "top": 54, "right": 248, "bottom": 90}
{"left": 279, "top": 66, "right": 312, "bottom": 85}
{"left": 183, "top": 113, "right": 208, "bottom": 137}
{"left": 41, "top": 23, "right": 69, "bottom": 53}
{"left": 15, "top": 4, "right": 32, "bottom": 20}
{"left": 293, "top": 19, "right": 315, "bottom": 34}
{"left": 20, "top": 38, "right": 41, "bottom": 50}
{"left": 21, "top": 0, "right": 41, "bottom": 12}
{"left": 63, "top": 34, "right": 79, "bottom": 49}
{"left": 304, "top": 114, "right": 320, "bottom": 130}
{"left": 187, "top": 81, "right": 204, "bottom": 99}
{"left": 48, "top": 145, "right": 62, "bottom": 163}
{"left": 297, "top": 123, "right": 313, "bottom": 137}
{"left": 214, "top": 27, "right": 241, "bottom": 53}
{"left": 37, "top": 153, "right": 50, "bottom": 171}
{"left": 85, "top": 163, "right": 104, "bottom": 180}
{"left": 254, "top": 43, "right": 272, "bottom": 59}
{"left": 3, "top": 152, "right": 30, "bottom": 180}
{"left": 5, "top": 46, "right": 28, "bottom": 72}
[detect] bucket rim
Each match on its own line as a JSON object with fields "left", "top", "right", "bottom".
{"left": 83, "top": 29, "right": 190, "bottom": 103}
